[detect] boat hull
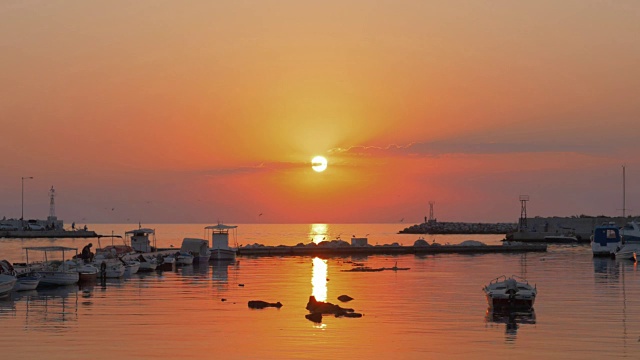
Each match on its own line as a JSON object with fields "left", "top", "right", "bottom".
{"left": 483, "top": 276, "right": 537, "bottom": 311}
{"left": 486, "top": 295, "right": 535, "bottom": 310}
{"left": 36, "top": 271, "right": 79, "bottom": 286}
{"left": 14, "top": 275, "right": 40, "bottom": 291}
{"left": 0, "top": 274, "right": 17, "bottom": 296}
{"left": 591, "top": 243, "right": 618, "bottom": 257}
{"left": 210, "top": 249, "right": 236, "bottom": 261}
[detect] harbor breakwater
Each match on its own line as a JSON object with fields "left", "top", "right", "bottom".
{"left": 237, "top": 242, "right": 546, "bottom": 257}
{"left": 399, "top": 221, "right": 517, "bottom": 235}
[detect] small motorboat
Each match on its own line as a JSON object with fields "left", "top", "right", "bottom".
{"left": 591, "top": 223, "right": 621, "bottom": 257}
{"left": 176, "top": 252, "right": 195, "bottom": 265}
{"left": 135, "top": 254, "right": 158, "bottom": 272}
{"left": 14, "top": 272, "right": 41, "bottom": 291}
{"left": 0, "top": 273, "right": 17, "bottom": 297}
{"left": 483, "top": 275, "right": 537, "bottom": 310}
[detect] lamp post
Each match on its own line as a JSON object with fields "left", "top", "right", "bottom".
{"left": 21, "top": 176, "right": 33, "bottom": 229}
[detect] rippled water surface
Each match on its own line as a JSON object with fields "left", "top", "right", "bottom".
{"left": 1, "top": 224, "right": 640, "bottom": 359}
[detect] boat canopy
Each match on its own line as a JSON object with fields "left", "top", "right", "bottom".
{"left": 23, "top": 246, "right": 78, "bottom": 252}
{"left": 205, "top": 224, "right": 237, "bottom": 230}
{"left": 180, "top": 238, "right": 209, "bottom": 256}
{"left": 125, "top": 228, "right": 155, "bottom": 235}
{"left": 593, "top": 225, "right": 621, "bottom": 246}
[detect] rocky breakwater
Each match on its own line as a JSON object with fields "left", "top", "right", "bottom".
{"left": 400, "top": 221, "right": 517, "bottom": 235}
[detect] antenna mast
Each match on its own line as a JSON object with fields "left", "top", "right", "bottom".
{"left": 519, "top": 195, "right": 529, "bottom": 231}
{"left": 49, "top": 186, "right": 56, "bottom": 218}
{"left": 428, "top": 201, "right": 435, "bottom": 223}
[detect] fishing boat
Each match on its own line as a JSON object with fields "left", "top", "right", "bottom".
{"left": 591, "top": 223, "right": 621, "bottom": 257}
{"left": 206, "top": 224, "right": 238, "bottom": 261}
{"left": 23, "top": 246, "right": 80, "bottom": 286}
{"left": 125, "top": 226, "right": 157, "bottom": 253}
{"left": 483, "top": 275, "right": 537, "bottom": 310}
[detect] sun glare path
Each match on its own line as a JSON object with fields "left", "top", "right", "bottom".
{"left": 311, "top": 156, "right": 328, "bottom": 172}
{"left": 312, "top": 257, "right": 328, "bottom": 302}
{"left": 310, "top": 223, "right": 328, "bottom": 244}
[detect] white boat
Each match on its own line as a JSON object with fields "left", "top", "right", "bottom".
{"left": 180, "top": 238, "right": 211, "bottom": 263}
{"left": 119, "top": 258, "right": 140, "bottom": 275}
{"left": 612, "top": 221, "right": 640, "bottom": 260}
{"left": 24, "top": 246, "right": 80, "bottom": 286}
{"left": 0, "top": 273, "right": 17, "bottom": 297}
{"left": 176, "top": 252, "right": 194, "bottom": 265}
{"left": 14, "top": 272, "right": 41, "bottom": 291}
{"left": 591, "top": 223, "right": 621, "bottom": 257}
{"left": 483, "top": 275, "right": 537, "bottom": 310}
{"left": 94, "top": 260, "right": 126, "bottom": 278}
{"left": 1, "top": 259, "right": 41, "bottom": 291}
{"left": 133, "top": 254, "right": 158, "bottom": 272}
{"left": 77, "top": 263, "right": 99, "bottom": 282}
{"left": 206, "top": 224, "right": 239, "bottom": 261}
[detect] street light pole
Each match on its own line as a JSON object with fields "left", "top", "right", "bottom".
{"left": 21, "top": 176, "right": 33, "bottom": 229}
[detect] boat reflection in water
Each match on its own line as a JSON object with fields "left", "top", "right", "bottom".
{"left": 210, "top": 260, "right": 238, "bottom": 293}
{"left": 593, "top": 256, "right": 620, "bottom": 284}
{"left": 485, "top": 308, "right": 536, "bottom": 342}
{"left": 7, "top": 285, "right": 79, "bottom": 332}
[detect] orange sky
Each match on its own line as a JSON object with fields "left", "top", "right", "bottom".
{"left": 1, "top": 1, "right": 639, "bottom": 224}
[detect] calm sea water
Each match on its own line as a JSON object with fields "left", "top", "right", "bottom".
{"left": 1, "top": 224, "right": 639, "bottom": 359}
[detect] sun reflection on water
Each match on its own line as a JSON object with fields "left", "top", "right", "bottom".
{"left": 311, "top": 257, "right": 328, "bottom": 302}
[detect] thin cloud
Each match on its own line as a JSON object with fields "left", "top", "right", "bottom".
{"left": 329, "top": 140, "right": 601, "bottom": 158}
{"left": 200, "top": 161, "right": 305, "bottom": 177}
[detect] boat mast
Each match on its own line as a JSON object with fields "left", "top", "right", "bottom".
{"left": 622, "top": 165, "right": 626, "bottom": 218}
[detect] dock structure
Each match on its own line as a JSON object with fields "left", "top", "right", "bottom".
{"left": 0, "top": 229, "right": 99, "bottom": 238}
{"left": 237, "top": 243, "right": 547, "bottom": 257}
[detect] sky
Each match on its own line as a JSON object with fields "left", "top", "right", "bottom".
{"left": 1, "top": 1, "right": 639, "bottom": 224}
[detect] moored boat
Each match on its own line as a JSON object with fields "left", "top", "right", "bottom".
{"left": 134, "top": 254, "right": 158, "bottom": 272}
{"left": 591, "top": 223, "right": 621, "bottom": 257}
{"left": 94, "top": 260, "right": 126, "bottom": 278}
{"left": 483, "top": 275, "right": 537, "bottom": 311}
{"left": 175, "top": 252, "right": 195, "bottom": 265}
{"left": 24, "top": 246, "right": 80, "bottom": 286}
{"left": 206, "top": 224, "right": 238, "bottom": 261}
{"left": 612, "top": 221, "right": 640, "bottom": 260}
{"left": 14, "top": 272, "right": 41, "bottom": 291}
{"left": 0, "top": 273, "right": 17, "bottom": 297}
{"left": 125, "top": 226, "right": 157, "bottom": 253}
{"left": 180, "top": 238, "right": 211, "bottom": 263}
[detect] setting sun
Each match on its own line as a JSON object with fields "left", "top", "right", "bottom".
{"left": 311, "top": 156, "right": 328, "bottom": 172}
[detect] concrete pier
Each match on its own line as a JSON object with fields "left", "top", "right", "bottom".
{"left": 0, "top": 229, "right": 99, "bottom": 238}
{"left": 237, "top": 243, "right": 547, "bottom": 257}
